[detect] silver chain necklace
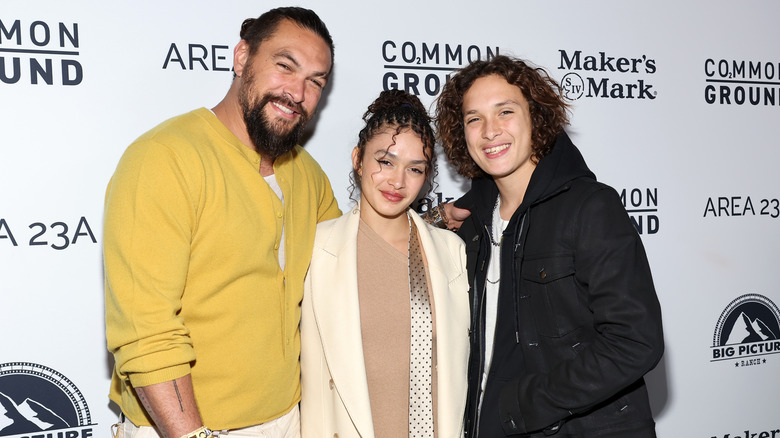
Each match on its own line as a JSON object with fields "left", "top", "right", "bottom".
{"left": 488, "top": 196, "right": 503, "bottom": 247}
{"left": 486, "top": 196, "right": 503, "bottom": 284}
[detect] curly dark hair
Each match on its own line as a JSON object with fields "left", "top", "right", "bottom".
{"left": 349, "top": 89, "right": 438, "bottom": 202}
{"left": 435, "top": 55, "right": 570, "bottom": 178}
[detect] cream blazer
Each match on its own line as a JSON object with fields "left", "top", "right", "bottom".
{"left": 301, "top": 205, "right": 470, "bottom": 438}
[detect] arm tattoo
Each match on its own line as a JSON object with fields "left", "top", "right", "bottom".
{"left": 173, "top": 381, "right": 184, "bottom": 412}
{"left": 137, "top": 390, "right": 161, "bottom": 422}
{"left": 137, "top": 390, "right": 149, "bottom": 410}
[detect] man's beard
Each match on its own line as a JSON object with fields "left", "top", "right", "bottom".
{"left": 239, "top": 78, "right": 310, "bottom": 160}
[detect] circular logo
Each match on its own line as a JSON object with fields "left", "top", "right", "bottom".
{"left": 713, "top": 294, "right": 780, "bottom": 346}
{"left": 0, "top": 362, "right": 93, "bottom": 436}
{"left": 561, "top": 72, "right": 584, "bottom": 100}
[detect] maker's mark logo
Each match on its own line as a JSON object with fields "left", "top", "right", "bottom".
{"left": 0, "top": 362, "right": 95, "bottom": 438}
{"left": 557, "top": 49, "right": 658, "bottom": 101}
{"left": 710, "top": 294, "right": 780, "bottom": 367}
{"left": 561, "top": 73, "right": 584, "bottom": 100}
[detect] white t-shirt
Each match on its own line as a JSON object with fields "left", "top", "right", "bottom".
{"left": 479, "top": 197, "right": 508, "bottom": 413}
{"left": 264, "top": 173, "right": 285, "bottom": 270}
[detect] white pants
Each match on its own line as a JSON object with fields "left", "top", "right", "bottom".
{"left": 115, "top": 405, "right": 300, "bottom": 438}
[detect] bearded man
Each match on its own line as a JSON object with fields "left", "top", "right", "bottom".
{"left": 103, "top": 8, "right": 340, "bottom": 438}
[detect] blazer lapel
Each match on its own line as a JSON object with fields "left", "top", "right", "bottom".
{"left": 411, "top": 212, "right": 469, "bottom": 438}
{"left": 310, "top": 207, "right": 376, "bottom": 437}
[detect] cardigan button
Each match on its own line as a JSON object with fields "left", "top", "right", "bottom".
{"left": 329, "top": 379, "right": 334, "bottom": 390}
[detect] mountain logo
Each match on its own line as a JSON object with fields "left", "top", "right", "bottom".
{"left": 710, "top": 294, "right": 780, "bottom": 365}
{"left": 0, "top": 362, "right": 95, "bottom": 438}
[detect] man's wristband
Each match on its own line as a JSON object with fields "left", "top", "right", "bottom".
{"left": 181, "top": 426, "right": 213, "bottom": 438}
{"left": 438, "top": 202, "right": 449, "bottom": 226}
{"left": 422, "top": 203, "right": 449, "bottom": 229}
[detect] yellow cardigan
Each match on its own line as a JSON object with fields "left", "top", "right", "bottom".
{"left": 104, "top": 108, "right": 340, "bottom": 429}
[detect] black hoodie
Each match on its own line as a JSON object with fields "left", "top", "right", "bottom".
{"left": 455, "top": 132, "right": 664, "bottom": 437}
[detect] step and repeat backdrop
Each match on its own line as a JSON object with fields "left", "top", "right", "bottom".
{"left": 2, "top": 1, "right": 779, "bottom": 437}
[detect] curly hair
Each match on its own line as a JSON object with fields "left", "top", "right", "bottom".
{"left": 349, "top": 89, "right": 438, "bottom": 202}
{"left": 435, "top": 55, "right": 570, "bottom": 178}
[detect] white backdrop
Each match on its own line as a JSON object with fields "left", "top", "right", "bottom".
{"left": 2, "top": 1, "right": 779, "bottom": 437}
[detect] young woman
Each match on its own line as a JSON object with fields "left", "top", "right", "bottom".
{"left": 436, "top": 56, "right": 664, "bottom": 437}
{"left": 301, "top": 90, "right": 470, "bottom": 438}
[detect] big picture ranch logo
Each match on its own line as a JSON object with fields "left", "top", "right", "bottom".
{"left": 710, "top": 294, "right": 780, "bottom": 367}
{"left": 0, "top": 362, "right": 95, "bottom": 438}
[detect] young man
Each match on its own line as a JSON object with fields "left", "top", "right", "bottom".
{"left": 104, "top": 7, "right": 340, "bottom": 438}
{"left": 435, "top": 55, "right": 664, "bottom": 437}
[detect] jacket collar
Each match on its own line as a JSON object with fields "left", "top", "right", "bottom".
{"left": 318, "top": 203, "right": 448, "bottom": 275}
{"left": 310, "top": 204, "right": 373, "bottom": 435}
